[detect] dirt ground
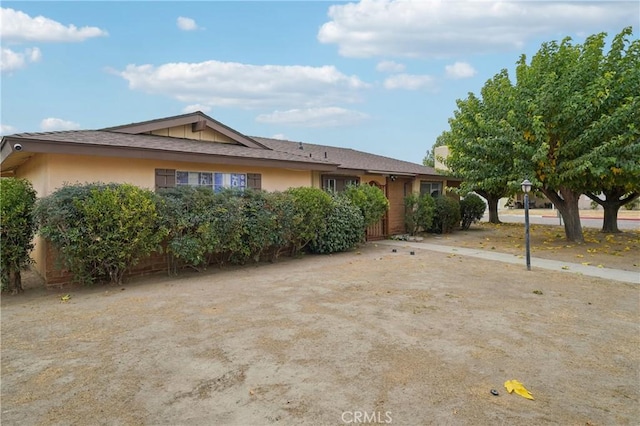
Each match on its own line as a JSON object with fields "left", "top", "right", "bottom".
{"left": 426, "top": 221, "right": 640, "bottom": 273}
{"left": 1, "top": 227, "right": 639, "bottom": 425}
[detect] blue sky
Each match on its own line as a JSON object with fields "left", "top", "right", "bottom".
{"left": 1, "top": 1, "right": 638, "bottom": 163}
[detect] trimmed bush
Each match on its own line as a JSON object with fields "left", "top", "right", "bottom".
{"left": 309, "top": 195, "right": 364, "bottom": 254}
{"left": 429, "top": 195, "right": 461, "bottom": 234}
{"left": 404, "top": 193, "right": 435, "bottom": 235}
{"left": 36, "top": 183, "right": 167, "bottom": 285}
{"left": 460, "top": 193, "right": 487, "bottom": 230}
{"left": 286, "top": 187, "right": 333, "bottom": 254}
{"left": 342, "top": 183, "right": 389, "bottom": 230}
{"left": 157, "top": 186, "right": 222, "bottom": 271}
{"left": 0, "top": 178, "right": 37, "bottom": 294}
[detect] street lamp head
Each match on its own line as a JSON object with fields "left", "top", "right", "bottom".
{"left": 521, "top": 179, "right": 532, "bottom": 193}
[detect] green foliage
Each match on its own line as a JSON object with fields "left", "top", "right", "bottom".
{"left": 341, "top": 183, "right": 389, "bottom": 229}
{"left": 0, "top": 178, "right": 37, "bottom": 293}
{"left": 286, "top": 187, "right": 333, "bottom": 253}
{"left": 309, "top": 195, "right": 364, "bottom": 254}
{"left": 429, "top": 196, "right": 461, "bottom": 234}
{"left": 36, "top": 183, "right": 166, "bottom": 285}
{"left": 157, "top": 186, "right": 221, "bottom": 271}
{"left": 404, "top": 193, "right": 435, "bottom": 235}
{"left": 442, "top": 70, "right": 519, "bottom": 220}
{"left": 459, "top": 193, "right": 487, "bottom": 230}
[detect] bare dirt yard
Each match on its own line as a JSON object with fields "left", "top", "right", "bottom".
{"left": 2, "top": 225, "right": 639, "bottom": 425}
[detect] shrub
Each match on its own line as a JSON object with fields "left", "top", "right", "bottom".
{"left": 342, "top": 183, "right": 389, "bottom": 230}
{"left": 157, "top": 186, "right": 221, "bottom": 272}
{"left": 309, "top": 195, "right": 364, "bottom": 254}
{"left": 459, "top": 193, "right": 487, "bottom": 230}
{"left": 0, "top": 178, "right": 37, "bottom": 294}
{"left": 286, "top": 187, "right": 333, "bottom": 254}
{"left": 429, "top": 195, "right": 461, "bottom": 234}
{"left": 404, "top": 193, "right": 435, "bottom": 235}
{"left": 36, "top": 183, "right": 166, "bottom": 285}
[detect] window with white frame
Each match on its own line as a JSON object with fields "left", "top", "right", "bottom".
{"left": 420, "top": 181, "right": 442, "bottom": 197}
{"left": 176, "top": 171, "right": 247, "bottom": 192}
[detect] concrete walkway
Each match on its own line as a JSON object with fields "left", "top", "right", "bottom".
{"left": 377, "top": 240, "right": 640, "bottom": 285}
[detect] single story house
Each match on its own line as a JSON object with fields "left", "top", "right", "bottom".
{"left": 1, "top": 111, "right": 458, "bottom": 284}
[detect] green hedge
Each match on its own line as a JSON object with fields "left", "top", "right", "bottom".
{"left": 36, "top": 183, "right": 167, "bottom": 285}
{"left": 309, "top": 195, "right": 364, "bottom": 254}
{"left": 0, "top": 178, "right": 37, "bottom": 293}
{"left": 33, "top": 183, "right": 377, "bottom": 285}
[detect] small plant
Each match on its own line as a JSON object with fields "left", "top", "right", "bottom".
{"left": 0, "top": 178, "right": 37, "bottom": 294}
{"left": 590, "top": 200, "right": 599, "bottom": 210}
{"left": 459, "top": 193, "right": 486, "bottom": 230}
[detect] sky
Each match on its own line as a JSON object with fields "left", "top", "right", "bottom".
{"left": 1, "top": 1, "right": 638, "bottom": 163}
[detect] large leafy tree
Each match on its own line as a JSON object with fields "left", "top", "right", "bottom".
{"left": 440, "top": 70, "right": 518, "bottom": 223}
{"left": 513, "top": 27, "right": 639, "bottom": 242}
{"left": 573, "top": 28, "right": 640, "bottom": 232}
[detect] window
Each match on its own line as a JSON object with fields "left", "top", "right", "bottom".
{"left": 420, "top": 181, "right": 442, "bottom": 197}
{"left": 177, "top": 171, "right": 247, "bottom": 192}
{"left": 322, "top": 175, "right": 359, "bottom": 192}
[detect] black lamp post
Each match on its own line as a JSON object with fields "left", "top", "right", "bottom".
{"left": 521, "top": 179, "right": 532, "bottom": 270}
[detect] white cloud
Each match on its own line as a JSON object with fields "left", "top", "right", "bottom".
{"left": 383, "top": 74, "right": 434, "bottom": 90}
{"left": 177, "top": 16, "right": 198, "bottom": 31}
{"left": 376, "top": 60, "right": 405, "bottom": 73}
{"left": 256, "top": 107, "right": 369, "bottom": 128}
{"left": 271, "top": 133, "right": 287, "bottom": 140}
{"left": 445, "top": 61, "right": 477, "bottom": 79}
{"left": 1, "top": 7, "right": 108, "bottom": 43}
{"left": 318, "top": 0, "right": 638, "bottom": 58}
{"left": 182, "top": 104, "right": 212, "bottom": 113}
{"left": 117, "top": 60, "right": 369, "bottom": 109}
{"left": 1, "top": 47, "right": 41, "bottom": 72}
{"left": 0, "top": 124, "right": 18, "bottom": 135}
{"left": 40, "top": 118, "right": 81, "bottom": 131}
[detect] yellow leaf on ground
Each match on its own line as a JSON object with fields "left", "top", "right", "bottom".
{"left": 504, "top": 379, "right": 534, "bottom": 400}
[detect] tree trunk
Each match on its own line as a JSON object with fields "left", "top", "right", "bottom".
{"left": 476, "top": 190, "right": 501, "bottom": 224}
{"left": 542, "top": 187, "right": 584, "bottom": 243}
{"left": 601, "top": 203, "right": 620, "bottom": 233}
{"left": 586, "top": 189, "right": 638, "bottom": 233}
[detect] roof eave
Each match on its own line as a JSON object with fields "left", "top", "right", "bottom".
{"left": 0, "top": 137, "right": 338, "bottom": 172}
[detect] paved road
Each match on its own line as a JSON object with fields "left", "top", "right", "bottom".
{"left": 488, "top": 211, "right": 640, "bottom": 231}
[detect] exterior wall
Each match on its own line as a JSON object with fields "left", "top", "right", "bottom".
{"left": 14, "top": 154, "right": 50, "bottom": 277}
{"left": 20, "top": 154, "right": 312, "bottom": 196}
{"left": 149, "top": 125, "right": 235, "bottom": 143}
{"left": 434, "top": 145, "right": 450, "bottom": 171}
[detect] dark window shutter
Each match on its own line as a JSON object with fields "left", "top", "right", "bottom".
{"left": 247, "top": 173, "right": 262, "bottom": 190}
{"left": 155, "top": 169, "right": 176, "bottom": 190}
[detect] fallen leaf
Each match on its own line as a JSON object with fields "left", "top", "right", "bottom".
{"left": 60, "top": 294, "right": 71, "bottom": 302}
{"left": 504, "top": 379, "right": 534, "bottom": 400}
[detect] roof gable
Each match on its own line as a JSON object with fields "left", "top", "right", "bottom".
{"left": 102, "top": 111, "right": 269, "bottom": 149}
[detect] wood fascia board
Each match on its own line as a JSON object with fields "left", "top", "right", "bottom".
{"left": 1, "top": 138, "right": 338, "bottom": 172}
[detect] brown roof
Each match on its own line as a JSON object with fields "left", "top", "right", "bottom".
{"left": 0, "top": 130, "right": 337, "bottom": 174}
{"left": 1, "top": 111, "right": 449, "bottom": 179}
{"left": 255, "top": 136, "right": 440, "bottom": 177}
